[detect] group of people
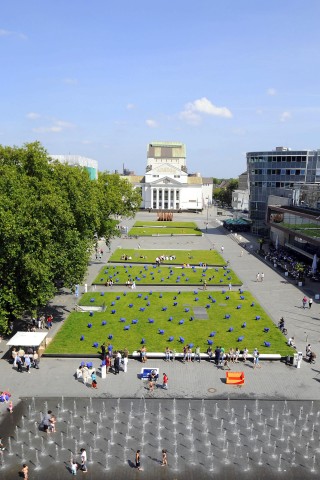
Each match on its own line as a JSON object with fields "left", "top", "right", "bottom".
{"left": 207, "top": 345, "right": 253, "bottom": 368}
{"left": 125, "top": 279, "right": 136, "bottom": 289}
{"left": 76, "top": 364, "right": 98, "bottom": 388}
{"left": 256, "top": 272, "right": 265, "bottom": 282}
{"left": 101, "top": 344, "right": 129, "bottom": 374}
{"left": 148, "top": 371, "right": 168, "bottom": 392}
{"left": 302, "top": 296, "right": 313, "bottom": 309}
{"left": 11, "top": 347, "right": 40, "bottom": 372}
{"left": 155, "top": 255, "right": 176, "bottom": 266}
{"left": 40, "top": 409, "right": 57, "bottom": 433}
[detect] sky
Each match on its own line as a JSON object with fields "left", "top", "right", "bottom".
{"left": 1, "top": 0, "right": 320, "bottom": 177}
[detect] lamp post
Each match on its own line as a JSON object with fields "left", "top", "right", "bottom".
{"left": 206, "top": 197, "right": 209, "bottom": 223}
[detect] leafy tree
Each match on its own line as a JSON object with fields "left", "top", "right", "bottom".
{"left": 0, "top": 142, "right": 140, "bottom": 334}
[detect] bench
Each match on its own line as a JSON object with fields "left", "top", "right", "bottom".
{"left": 226, "top": 371, "right": 245, "bottom": 385}
{"left": 140, "top": 367, "right": 159, "bottom": 380}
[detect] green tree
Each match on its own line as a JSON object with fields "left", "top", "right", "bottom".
{"left": 0, "top": 142, "right": 140, "bottom": 334}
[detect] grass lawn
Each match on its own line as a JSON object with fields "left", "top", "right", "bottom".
{"left": 46, "top": 291, "right": 293, "bottom": 356}
{"left": 93, "top": 264, "right": 242, "bottom": 286}
{"left": 109, "top": 249, "right": 226, "bottom": 266}
{"left": 129, "top": 221, "right": 202, "bottom": 236}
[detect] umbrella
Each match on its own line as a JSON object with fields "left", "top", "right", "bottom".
{"left": 311, "top": 254, "right": 318, "bottom": 274}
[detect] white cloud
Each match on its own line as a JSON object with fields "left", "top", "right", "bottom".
{"left": 267, "top": 88, "right": 277, "bottom": 96}
{"left": 146, "top": 119, "right": 158, "bottom": 128}
{"left": 33, "top": 126, "right": 62, "bottom": 133}
{"left": 280, "top": 111, "right": 291, "bottom": 122}
{"left": 26, "top": 112, "right": 41, "bottom": 120}
{"left": 180, "top": 97, "right": 232, "bottom": 124}
{"left": 32, "top": 119, "right": 75, "bottom": 133}
{"left": 0, "top": 29, "right": 27, "bottom": 40}
{"left": 126, "top": 103, "right": 135, "bottom": 110}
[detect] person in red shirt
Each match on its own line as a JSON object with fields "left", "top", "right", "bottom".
{"left": 47, "top": 315, "right": 53, "bottom": 329}
{"left": 162, "top": 373, "right": 168, "bottom": 390}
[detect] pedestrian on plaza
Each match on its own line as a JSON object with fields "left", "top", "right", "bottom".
{"left": 162, "top": 373, "right": 168, "bottom": 389}
{"left": 306, "top": 344, "right": 312, "bottom": 359}
{"left": 187, "top": 346, "right": 192, "bottom": 362}
{"left": 8, "top": 400, "right": 13, "bottom": 413}
{"left": 223, "top": 354, "right": 231, "bottom": 370}
{"left": 182, "top": 345, "right": 188, "bottom": 363}
{"left": 242, "top": 347, "right": 249, "bottom": 362}
{"left": 80, "top": 448, "right": 87, "bottom": 472}
{"left": 91, "top": 372, "right": 98, "bottom": 388}
{"left": 302, "top": 296, "right": 308, "bottom": 309}
{"left": 82, "top": 365, "right": 89, "bottom": 385}
{"left": 161, "top": 449, "right": 168, "bottom": 466}
{"left": 194, "top": 346, "right": 201, "bottom": 362}
{"left": 114, "top": 353, "right": 120, "bottom": 374}
{"left": 20, "top": 463, "right": 29, "bottom": 479}
{"left": 47, "top": 315, "right": 53, "bottom": 329}
{"left": 228, "top": 283, "right": 232, "bottom": 291}
{"left": 135, "top": 450, "right": 142, "bottom": 471}
{"left": 261, "top": 272, "right": 265, "bottom": 281}
{"left": 240, "top": 250, "right": 244, "bottom": 257}
{"left": 24, "top": 354, "right": 31, "bottom": 373}
{"left": 106, "top": 355, "right": 111, "bottom": 373}
{"left": 123, "top": 355, "right": 128, "bottom": 373}
{"left": 253, "top": 350, "right": 261, "bottom": 369}
{"left": 256, "top": 273, "right": 261, "bottom": 282}
{"left": 207, "top": 345, "right": 213, "bottom": 362}
{"left": 165, "top": 346, "right": 171, "bottom": 362}
{"left": 16, "top": 355, "right": 23, "bottom": 373}
{"left": 203, "top": 279, "right": 207, "bottom": 290}
{"left": 41, "top": 410, "right": 53, "bottom": 433}
{"left": 11, "top": 348, "right": 17, "bottom": 366}
{"left": 101, "top": 343, "right": 106, "bottom": 361}
{"left": 309, "top": 298, "right": 313, "bottom": 309}
{"left": 221, "top": 246, "right": 224, "bottom": 254}
{"left": 70, "top": 458, "right": 78, "bottom": 475}
{"left": 215, "top": 346, "right": 221, "bottom": 366}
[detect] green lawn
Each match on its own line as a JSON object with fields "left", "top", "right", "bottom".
{"left": 46, "top": 291, "right": 293, "bottom": 356}
{"left": 93, "top": 264, "right": 242, "bottom": 286}
{"left": 109, "top": 249, "right": 226, "bottom": 266}
{"left": 129, "top": 221, "right": 202, "bottom": 236}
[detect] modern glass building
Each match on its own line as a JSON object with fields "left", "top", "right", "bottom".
{"left": 246, "top": 147, "right": 320, "bottom": 235}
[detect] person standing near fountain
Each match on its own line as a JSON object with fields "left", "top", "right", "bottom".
{"left": 80, "top": 448, "right": 87, "bottom": 472}
{"left": 82, "top": 365, "right": 89, "bottom": 385}
{"left": 20, "top": 463, "right": 29, "bottom": 479}
{"left": 162, "top": 373, "right": 168, "bottom": 390}
{"left": 161, "top": 449, "right": 168, "bottom": 466}
{"left": 135, "top": 450, "right": 142, "bottom": 471}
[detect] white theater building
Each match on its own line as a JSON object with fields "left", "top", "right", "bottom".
{"left": 123, "top": 142, "right": 212, "bottom": 211}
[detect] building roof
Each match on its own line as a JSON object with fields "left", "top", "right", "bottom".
{"left": 187, "top": 176, "right": 203, "bottom": 184}
{"left": 122, "top": 175, "right": 145, "bottom": 183}
{"left": 202, "top": 177, "right": 213, "bottom": 184}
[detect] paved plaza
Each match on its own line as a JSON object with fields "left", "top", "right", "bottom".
{"left": 1, "top": 209, "right": 320, "bottom": 478}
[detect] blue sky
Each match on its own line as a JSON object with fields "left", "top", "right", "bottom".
{"left": 1, "top": 0, "right": 320, "bottom": 177}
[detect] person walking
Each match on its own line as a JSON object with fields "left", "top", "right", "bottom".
{"left": 221, "top": 246, "right": 224, "bottom": 254}
{"left": 256, "top": 273, "right": 260, "bottom": 282}
{"left": 240, "top": 250, "right": 244, "bottom": 257}
{"left": 302, "top": 296, "right": 308, "bottom": 309}
{"left": 135, "top": 450, "right": 142, "bottom": 471}
{"left": 161, "top": 449, "right": 168, "bottom": 466}
{"left": 309, "top": 298, "right": 313, "bottom": 309}
{"left": 162, "top": 373, "right": 168, "bottom": 390}
{"left": 80, "top": 448, "right": 87, "bottom": 472}
{"left": 253, "top": 350, "right": 261, "bottom": 369}
{"left": 260, "top": 272, "right": 265, "bottom": 281}
{"left": 123, "top": 356, "right": 128, "bottom": 373}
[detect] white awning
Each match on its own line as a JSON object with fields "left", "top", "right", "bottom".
{"left": 6, "top": 332, "right": 48, "bottom": 347}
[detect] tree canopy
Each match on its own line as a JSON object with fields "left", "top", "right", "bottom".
{"left": 0, "top": 142, "right": 141, "bottom": 334}
{"left": 213, "top": 179, "right": 238, "bottom": 206}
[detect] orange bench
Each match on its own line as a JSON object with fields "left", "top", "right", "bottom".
{"left": 226, "top": 371, "right": 245, "bottom": 385}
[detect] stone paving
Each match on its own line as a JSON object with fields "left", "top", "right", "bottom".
{"left": 1, "top": 209, "right": 320, "bottom": 478}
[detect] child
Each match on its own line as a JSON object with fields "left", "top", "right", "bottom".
{"left": 71, "top": 459, "right": 78, "bottom": 475}
{"left": 161, "top": 449, "right": 168, "bottom": 466}
{"left": 91, "top": 372, "right": 98, "bottom": 388}
{"left": 49, "top": 414, "right": 57, "bottom": 432}
{"left": 21, "top": 463, "right": 29, "bottom": 479}
{"left": 80, "top": 448, "right": 87, "bottom": 472}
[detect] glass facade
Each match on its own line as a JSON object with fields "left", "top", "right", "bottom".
{"left": 247, "top": 149, "right": 320, "bottom": 235}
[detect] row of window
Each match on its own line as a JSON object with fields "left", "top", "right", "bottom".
{"left": 248, "top": 156, "right": 307, "bottom": 163}
{"left": 250, "top": 182, "right": 295, "bottom": 188}
{"left": 252, "top": 169, "right": 305, "bottom": 175}
{"left": 153, "top": 190, "right": 180, "bottom": 200}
